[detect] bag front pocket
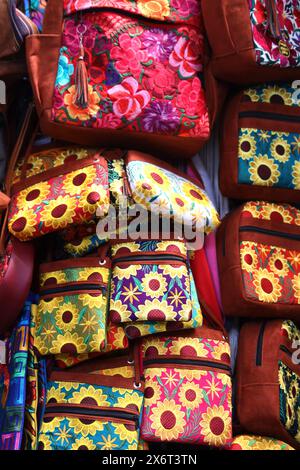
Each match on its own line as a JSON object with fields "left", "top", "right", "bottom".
{"left": 34, "top": 258, "right": 110, "bottom": 356}
{"left": 38, "top": 372, "right": 144, "bottom": 450}
{"left": 109, "top": 239, "right": 193, "bottom": 324}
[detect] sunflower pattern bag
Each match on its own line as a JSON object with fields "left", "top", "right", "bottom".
{"left": 110, "top": 239, "right": 193, "bottom": 324}
{"left": 226, "top": 435, "right": 295, "bottom": 451}
{"left": 220, "top": 82, "right": 300, "bottom": 203}
{"left": 140, "top": 328, "right": 232, "bottom": 447}
{"left": 34, "top": 256, "right": 110, "bottom": 356}
{"left": 125, "top": 152, "right": 220, "bottom": 233}
{"left": 37, "top": 368, "right": 144, "bottom": 451}
{"left": 8, "top": 145, "right": 113, "bottom": 241}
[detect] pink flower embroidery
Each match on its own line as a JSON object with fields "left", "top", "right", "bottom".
{"left": 107, "top": 77, "right": 150, "bottom": 121}
{"left": 176, "top": 77, "right": 206, "bottom": 116}
{"left": 169, "top": 37, "right": 202, "bottom": 78}
{"left": 110, "top": 33, "right": 148, "bottom": 77}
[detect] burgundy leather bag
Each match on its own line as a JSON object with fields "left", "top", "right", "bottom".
{"left": 0, "top": 103, "right": 36, "bottom": 335}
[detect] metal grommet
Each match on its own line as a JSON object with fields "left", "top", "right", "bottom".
{"left": 134, "top": 382, "right": 142, "bottom": 389}
{"left": 177, "top": 237, "right": 184, "bottom": 241}
{"left": 127, "top": 359, "right": 134, "bottom": 365}
{"left": 99, "top": 260, "right": 106, "bottom": 266}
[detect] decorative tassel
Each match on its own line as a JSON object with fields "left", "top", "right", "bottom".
{"left": 74, "top": 31, "right": 89, "bottom": 109}
{"left": 266, "top": 0, "right": 281, "bottom": 40}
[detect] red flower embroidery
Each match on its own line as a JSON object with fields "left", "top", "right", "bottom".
{"left": 169, "top": 37, "right": 202, "bottom": 78}
{"left": 110, "top": 33, "right": 148, "bottom": 77}
{"left": 176, "top": 77, "right": 206, "bottom": 116}
{"left": 107, "top": 77, "right": 150, "bottom": 121}
{"left": 144, "top": 63, "right": 177, "bottom": 99}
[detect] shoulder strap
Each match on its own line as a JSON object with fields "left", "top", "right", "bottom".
{"left": 42, "top": 0, "right": 64, "bottom": 34}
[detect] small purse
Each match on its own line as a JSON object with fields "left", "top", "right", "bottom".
{"left": 140, "top": 327, "right": 232, "bottom": 447}
{"left": 37, "top": 351, "right": 144, "bottom": 451}
{"left": 34, "top": 253, "right": 110, "bottom": 356}
{"left": 110, "top": 238, "right": 193, "bottom": 325}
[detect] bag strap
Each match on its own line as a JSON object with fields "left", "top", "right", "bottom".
{"left": 0, "top": 102, "right": 37, "bottom": 254}
{"left": 42, "top": 0, "right": 64, "bottom": 34}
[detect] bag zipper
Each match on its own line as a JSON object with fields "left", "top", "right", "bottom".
{"left": 40, "top": 283, "right": 106, "bottom": 297}
{"left": 240, "top": 226, "right": 300, "bottom": 241}
{"left": 280, "top": 345, "right": 293, "bottom": 357}
{"left": 256, "top": 321, "right": 267, "bottom": 366}
{"left": 44, "top": 405, "right": 139, "bottom": 427}
{"left": 112, "top": 254, "right": 187, "bottom": 265}
{"left": 143, "top": 357, "right": 231, "bottom": 374}
{"left": 239, "top": 111, "right": 300, "bottom": 123}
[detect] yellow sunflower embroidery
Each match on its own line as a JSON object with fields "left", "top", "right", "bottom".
{"left": 101, "top": 366, "right": 134, "bottom": 378}
{"left": 253, "top": 268, "right": 282, "bottom": 303}
{"left": 150, "top": 399, "right": 185, "bottom": 441}
{"left": 161, "top": 264, "right": 187, "bottom": 279}
{"left": 131, "top": 180, "right": 157, "bottom": 206}
{"left": 111, "top": 242, "right": 141, "bottom": 256}
{"left": 55, "top": 303, "right": 79, "bottom": 332}
{"left": 178, "top": 382, "right": 202, "bottom": 409}
{"left": 16, "top": 181, "right": 51, "bottom": 209}
{"left": 70, "top": 385, "right": 109, "bottom": 407}
{"left": 169, "top": 337, "right": 209, "bottom": 357}
{"left": 142, "top": 271, "right": 167, "bottom": 298}
{"left": 67, "top": 417, "right": 104, "bottom": 438}
{"left": 38, "top": 434, "right": 52, "bottom": 450}
{"left": 40, "top": 270, "right": 67, "bottom": 287}
{"left": 109, "top": 299, "right": 133, "bottom": 323}
{"left": 41, "top": 196, "right": 77, "bottom": 230}
{"left": 156, "top": 241, "right": 187, "bottom": 256}
{"left": 120, "top": 283, "right": 143, "bottom": 304}
{"left": 170, "top": 194, "right": 190, "bottom": 218}
{"left": 249, "top": 155, "right": 280, "bottom": 186}
{"left": 238, "top": 131, "right": 257, "bottom": 160}
{"left": 200, "top": 405, "right": 231, "bottom": 447}
{"left": 143, "top": 164, "right": 171, "bottom": 190}
{"left": 38, "top": 297, "right": 62, "bottom": 314}
{"left": 77, "top": 267, "right": 109, "bottom": 284}
{"left": 78, "top": 292, "right": 105, "bottom": 309}
{"left": 8, "top": 207, "right": 37, "bottom": 240}
{"left": 81, "top": 311, "right": 102, "bottom": 336}
{"left": 64, "top": 237, "right": 93, "bottom": 257}
{"left": 261, "top": 203, "right": 293, "bottom": 223}
{"left": 142, "top": 338, "right": 168, "bottom": 356}
{"left": 62, "top": 166, "right": 97, "bottom": 196}
{"left": 117, "top": 392, "right": 143, "bottom": 410}
{"left": 97, "top": 434, "right": 118, "bottom": 450}
{"left": 203, "top": 375, "right": 223, "bottom": 400}
{"left": 292, "top": 274, "right": 300, "bottom": 302}
{"left": 212, "top": 342, "right": 231, "bottom": 362}
{"left": 113, "top": 265, "right": 141, "bottom": 281}
{"left": 262, "top": 85, "right": 293, "bottom": 106}
{"left": 269, "top": 250, "right": 290, "bottom": 277}
{"left": 78, "top": 185, "right": 109, "bottom": 216}
{"left": 136, "top": 298, "right": 176, "bottom": 321}
{"left": 137, "top": 0, "right": 170, "bottom": 20}
{"left": 292, "top": 161, "right": 300, "bottom": 190}
{"left": 41, "top": 416, "right": 63, "bottom": 433}
{"left": 111, "top": 423, "right": 137, "bottom": 444}
{"left": 144, "top": 380, "right": 162, "bottom": 404}
{"left": 270, "top": 137, "right": 290, "bottom": 163}
{"left": 71, "top": 437, "right": 96, "bottom": 450}
{"left": 46, "top": 386, "right": 67, "bottom": 404}
{"left": 258, "top": 130, "right": 270, "bottom": 142}
{"left": 243, "top": 88, "right": 259, "bottom": 102}
{"left": 56, "top": 147, "right": 89, "bottom": 167}
{"left": 181, "top": 181, "right": 209, "bottom": 204}
{"left": 51, "top": 331, "right": 87, "bottom": 354}
{"left": 240, "top": 243, "right": 258, "bottom": 273}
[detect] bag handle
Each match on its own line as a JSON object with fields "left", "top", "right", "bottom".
{"left": 42, "top": 0, "right": 64, "bottom": 35}
{"left": 0, "top": 103, "right": 38, "bottom": 254}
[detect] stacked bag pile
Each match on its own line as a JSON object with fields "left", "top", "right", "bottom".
{"left": 0, "top": 0, "right": 299, "bottom": 452}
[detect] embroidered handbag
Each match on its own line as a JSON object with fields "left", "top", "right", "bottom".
{"left": 202, "top": 0, "right": 300, "bottom": 84}
{"left": 236, "top": 319, "right": 300, "bottom": 449}
{"left": 140, "top": 327, "right": 232, "bottom": 447}
{"left": 216, "top": 201, "right": 300, "bottom": 320}
{"left": 33, "top": 254, "right": 110, "bottom": 356}
{"left": 37, "top": 353, "right": 144, "bottom": 450}
{"left": 7, "top": 144, "right": 115, "bottom": 242}
{"left": 124, "top": 151, "right": 220, "bottom": 234}
{"left": 0, "top": 300, "right": 31, "bottom": 450}
{"left": 226, "top": 435, "right": 295, "bottom": 450}
{"left": 26, "top": 0, "right": 217, "bottom": 159}
{"left": 220, "top": 82, "right": 300, "bottom": 203}
{"left": 0, "top": 104, "right": 35, "bottom": 335}
{"left": 110, "top": 238, "right": 194, "bottom": 325}
{"left": 123, "top": 264, "right": 203, "bottom": 339}
{"left": 23, "top": 0, "right": 47, "bottom": 32}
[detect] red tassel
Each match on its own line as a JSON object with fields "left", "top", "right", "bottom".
{"left": 266, "top": 0, "right": 281, "bottom": 40}
{"left": 74, "top": 41, "right": 89, "bottom": 109}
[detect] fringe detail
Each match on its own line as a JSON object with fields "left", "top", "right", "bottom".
{"left": 74, "top": 43, "right": 89, "bottom": 109}
{"left": 266, "top": 0, "right": 281, "bottom": 40}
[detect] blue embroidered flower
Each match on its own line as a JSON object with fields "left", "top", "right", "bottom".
{"left": 55, "top": 52, "right": 74, "bottom": 87}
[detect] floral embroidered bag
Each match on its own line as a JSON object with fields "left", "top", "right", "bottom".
{"left": 226, "top": 435, "right": 295, "bottom": 450}
{"left": 26, "top": 0, "right": 215, "bottom": 158}
{"left": 140, "top": 327, "right": 232, "bottom": 447}
{"left": 220, "top": 82, "right": 300, "bottom": 203}
{"left": 236, "top": 319, "right": 300, "bottom": 449}
{"left": 202, "top": 0, "right": 300, "bottom": 84}
{"left": 33, "top": 254, "right": 110, "bottom": 356}
{"left": 37, "top": 351, "right": 144, "bottom": 450}
{"left": 8, "top": 144, "right": 114, "bottom": 242}
{"left": 109, "top": 238, "right": 194, "bottom": 325}
{"left": 217, "top": 201, "right": 300, "bottom": 319}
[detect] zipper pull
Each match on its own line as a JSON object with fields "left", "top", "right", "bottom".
{"left": 74, "top": 23, "right": 89, "bottom": 109}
